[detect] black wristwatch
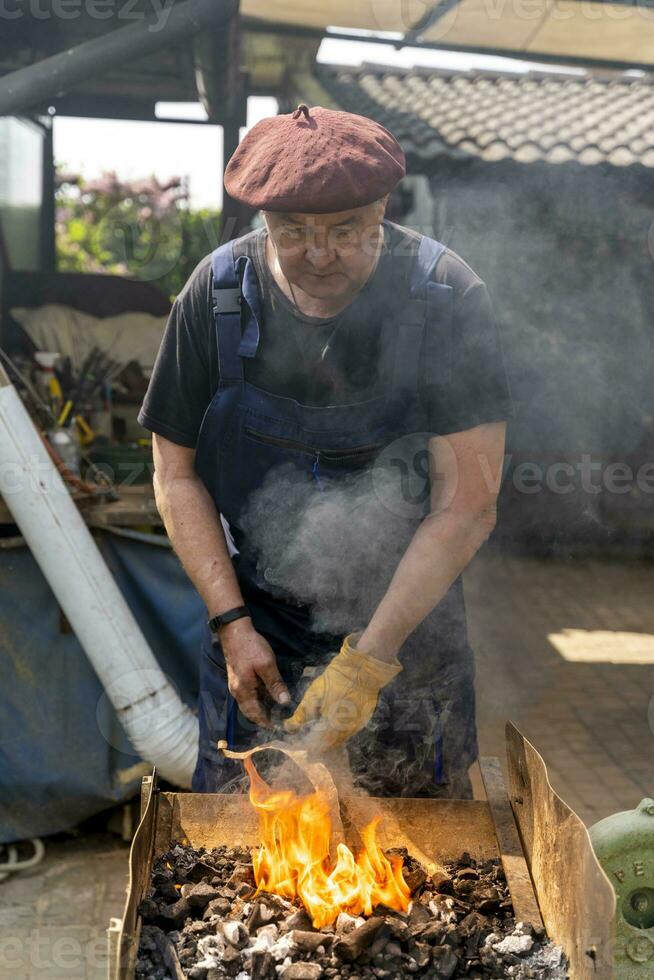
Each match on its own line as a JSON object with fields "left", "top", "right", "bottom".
{"left": 208, "top": 605, "right": 251, "bottom": 634}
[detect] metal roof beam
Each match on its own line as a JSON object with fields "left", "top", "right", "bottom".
{"left": 403, "top": 0, "right": 464, "bottom": 43}
{"left": 0, "top": 0, "right": 239, "bottom": 118}
{"left": 242, "top": 19, "right": 654, "bottom": 74}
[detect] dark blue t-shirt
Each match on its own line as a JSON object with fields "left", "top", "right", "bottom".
{"left": 138, "top": 220, "right": 514, "bottom": 446}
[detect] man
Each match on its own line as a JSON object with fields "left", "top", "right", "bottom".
{"left": 139, "top": 104, "right": 514, "bottom": 797}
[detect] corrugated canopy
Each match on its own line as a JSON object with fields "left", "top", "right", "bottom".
{"left": 242, "top": 0, "right": 654, "bottom": 70}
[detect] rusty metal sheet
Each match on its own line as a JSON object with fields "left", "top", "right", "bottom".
{"left": 479, "top": 757, "right": 544, "bottom": 930}
{"left": 114, "top": 771, "right": 159, "bottom": 980}
{"left": 506, "top": 723, "right": 616, "bottom": 980}
{"left": 157, "top": 792, "right": 500, "bottom": 865}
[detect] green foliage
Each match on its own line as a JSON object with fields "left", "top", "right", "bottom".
{"left": 55, "top": 168, "right": 222, "bottom": 300}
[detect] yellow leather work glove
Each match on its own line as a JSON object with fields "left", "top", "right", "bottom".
{"left": 283, "top": 634, "right": 402, "bottom": 749}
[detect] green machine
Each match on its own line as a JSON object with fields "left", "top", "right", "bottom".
{"left": 590, "top": 798, "right": 654, "bottom": 976}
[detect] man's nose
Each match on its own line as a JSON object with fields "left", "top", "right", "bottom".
{"left": 306, "top": 237, "right": 336, "bottom": 270}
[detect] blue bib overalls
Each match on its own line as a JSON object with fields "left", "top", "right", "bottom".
{"left": 191, "top": 226, "right": 478, "bottom": 797}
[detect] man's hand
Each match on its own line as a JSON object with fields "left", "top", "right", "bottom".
{"left": 220, "top": 618, "right": 291, "bottom": 728}
{"left": 283, "top": 634, "right": 402, "bottom": 749}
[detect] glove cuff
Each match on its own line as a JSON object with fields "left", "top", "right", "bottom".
{"left": 341, "top": 633, "right": 403, "bottom": 684}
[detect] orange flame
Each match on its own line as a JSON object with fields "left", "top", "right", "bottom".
{"left": 245, "top": 758, "right": 411, "bottom": 928}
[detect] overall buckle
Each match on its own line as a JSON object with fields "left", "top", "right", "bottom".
{"left": 213, "top": 287, "right": 241, "bottom": 315}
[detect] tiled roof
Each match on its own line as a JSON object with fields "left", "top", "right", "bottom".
{"left": 317, "top": 63, "right": 654, "bottom": 169}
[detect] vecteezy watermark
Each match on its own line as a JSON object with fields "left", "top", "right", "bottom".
{"left": 0, "top": 932, "right": 110, "bottom": 973}
{"left": 372, "top": 432, "right": 459, "bottom": 520}
{"left": 0, "top": 0, "right": 174, "bottom": 30}
{"left": 371, "top": 435, "right": 654, "bottom": 519}
{"left": 507, "top": 455, "right": 654, "bottom": 496}
{"left": 368, "top": 0, "right": 654, "bottom": 38}
{"left": 93, "top": 203, "right": 183, "bottom": 282}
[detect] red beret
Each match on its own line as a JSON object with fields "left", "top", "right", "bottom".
{"left": 224, "top": 104, "right": 406, "bottom": 214}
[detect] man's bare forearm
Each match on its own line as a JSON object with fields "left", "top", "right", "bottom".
{"left": 154, "top": 471, "right": 243, "bottom": 617}
{"left": 357, "top": 510, "right": 495, "bottom": 662}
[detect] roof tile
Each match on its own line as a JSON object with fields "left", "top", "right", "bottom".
{"left": 317, "top": 63, "right": 654, "bottom": 168}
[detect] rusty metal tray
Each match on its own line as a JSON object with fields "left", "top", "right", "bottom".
{"left": 108, "top": 725, "right": 615, "bottom": 980}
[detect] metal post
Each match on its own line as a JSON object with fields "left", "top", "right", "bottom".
{"left": 39, "top": 119, "right": 56, "bottom": 273}
{"left": 221, "top": 106, "right": 250, "bottom": 243}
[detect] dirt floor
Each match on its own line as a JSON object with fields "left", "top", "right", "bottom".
{"left": 1, "top": 547, "right": 653, "bottom": 978}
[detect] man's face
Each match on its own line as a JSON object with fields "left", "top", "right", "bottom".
{"left": 263, "top": 198, "right": 388, "bottom": 301}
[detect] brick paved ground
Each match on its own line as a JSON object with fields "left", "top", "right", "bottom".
{"left": 465, "top": 547, "right": 654, "bottom": 826}
{"left": 0, "top": 834, "right": 128, "bottom": 980}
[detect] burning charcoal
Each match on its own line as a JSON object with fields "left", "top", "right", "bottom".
{"left": 383, "top": 917, "right": 410, "bottom": 943}
{"left": 228, "top": 863, "right": 256, "bottom": 887}
{"left": 371, "top": 950, "right": 401, "bottom": 977}
{"left": 291, "top": 930, "right": 334, "bottom": 953}
{"left": 181, "top": 882, "right": 221, "bottom": 908}
{"left": 178, "top": 946, "right": 199, "bottom": 966}
{"left": 221, "top": 943, "right": 242, "bottom": 975}
{"left": 251, "top": 949, "right": 274, "bottom": 980}
{"left": 152, "top": 866, "right": 174, "bottom": 887}
{"left": 187, "top": 968, "right": 207, "bottom": 980}
{"left": 408, "top": 904, "right": 431, "bottom": 935}
{"left": 431, "top": 945, "right": 459, "bottom": 979}
{"left": 222, "top": 920, "right": 249, "bottom": 949}
{"left": 471, "top": 886, "right": 502, "bottom": 915}
{"left": 223, "top": 896, "right": 251, "bottom": 923}
{"left": 372, "top": 903, "right": 405, "bottom": 920}
{"left": 203, "top": 897, "right": 232, "bottom": 920}
{"left": 247, "top": 894, "right": 291, "bottom": 932}
{"left": 415, "top": 921, "right": 445, "bottom": 944}
{"left": 443, "top": 925, "right": 462, "bottom": 948}
{"left": 282, "top": 909, "right": 317, "bottom": 934}
{"left": 335, "top": 913, "right": 364, "bottom": 935}
{"left": 403, "top": 867, "right": 427, "bottom": 895}
{"left": 430, "top": 871, "right": 454, "bottom": 895}
{"left": 369, "top": 925, "right": 393, "bottom": 957}
{"left": 187, "top": 861, "right": 218, "bottom": 884}
{"left": 281, "top": 964, "right": 323, "bottom": 980}
{"left": 138, "top": 899, "right": 159, "bottom": 921}
{"left": 216, "top": 885, "right": 237, "bottom": 900}
{"left": 408, "top": 940, "right": 431, "bottom": 970}
{"left": 334, "top": 917, "right": 384, "bottom": 962}
{"left": 454, "top": 867, "right": 479, "bottom": 882}
{"left": 160, "top": 881, "right": 182, "bottom": 902}
{"left": 156, "top": 896, "right": 193, "bottom": 929}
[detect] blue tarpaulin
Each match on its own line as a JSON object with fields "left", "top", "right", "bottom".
{"left": 0, "top": 530, "right": 204, "bottom": 844}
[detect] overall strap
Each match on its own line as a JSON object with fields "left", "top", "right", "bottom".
{"left": 211, "top": 241, "right": 262, "bottom": 384}
{"left": 391, "top": 235, "right": 453, "bottom": 399}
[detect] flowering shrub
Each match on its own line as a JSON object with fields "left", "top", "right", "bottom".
{"left": 56, "top": 168, "right": 222, "bottom": 300}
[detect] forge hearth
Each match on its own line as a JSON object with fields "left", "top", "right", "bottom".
{"left": 109, "top": 727, "right": 617, "bottom": 980}
{"left": 136, "top": 842, "right": 563, "bottom": 979}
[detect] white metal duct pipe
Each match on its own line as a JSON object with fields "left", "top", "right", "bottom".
{"left": 0, "top": 373, "right": 198, "bottom": 787}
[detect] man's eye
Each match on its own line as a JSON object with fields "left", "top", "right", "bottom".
{"left": 282, "top": 226, "right": 303, "bottom": 238}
